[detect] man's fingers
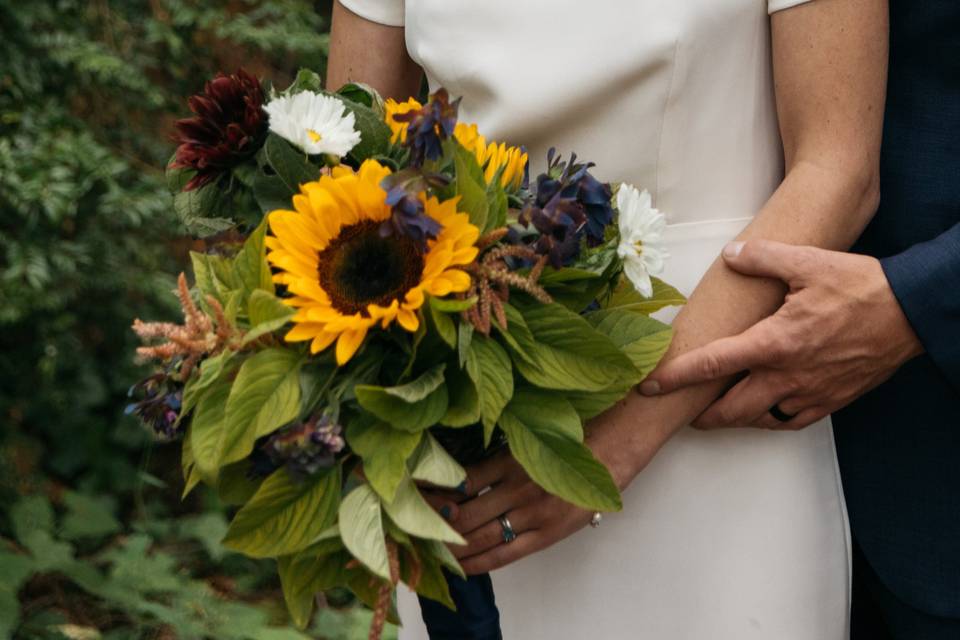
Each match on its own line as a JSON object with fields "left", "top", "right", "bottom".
{"left": 642, "top": 323, "right": 776, "bottom": 395}
{"left": 722, "top": 239, "right": 820, "bottom": 284}
{"left": 691, "top": 374, "right": 785, "bottom": 430}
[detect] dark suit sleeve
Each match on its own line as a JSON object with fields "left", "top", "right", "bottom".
{"left": 881, "top": 222, "right": 960, "bottom": 390}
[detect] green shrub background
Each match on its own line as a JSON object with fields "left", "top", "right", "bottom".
{"left": 0, "top": 2, "right": 394, "bottom": 638}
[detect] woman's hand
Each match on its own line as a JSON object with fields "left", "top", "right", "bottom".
{"left": 423, "top": 395, "right": 674, "bottom": 574}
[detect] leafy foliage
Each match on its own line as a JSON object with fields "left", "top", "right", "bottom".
{"left": 0, "top": 1, "right": 397, "bottom": 638}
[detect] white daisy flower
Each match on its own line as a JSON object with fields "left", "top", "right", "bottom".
{"left": 616, "top": 184, "right": 668, "bottom": 298}
{"left": 264, "top": 91, "right": 361, "bottom": 157}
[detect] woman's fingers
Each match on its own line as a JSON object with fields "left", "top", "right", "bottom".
{"left": 453, "top": 479, "right": 542, "bottom": 535}
{"left": 452, "top": 509, "right": 535, "bottom": 560}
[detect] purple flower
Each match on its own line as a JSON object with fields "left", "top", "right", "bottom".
{"left": 393, "top": 89, "right": 461, "bottom": 167}
{"left": 126, "top": 373, "right": 183, "bottom": 440}
{"left": 378, "top": 170, "right": 449, "bottom": 249}
{"left": 519, "top": 149, "right": 614, "bottom": 267}
{"left": 262, "top": 414, "right": 345, "bottom": 478}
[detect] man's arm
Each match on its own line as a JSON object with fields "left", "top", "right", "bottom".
{"left": 882, "top": 223, "right": 960, "bottom": 389}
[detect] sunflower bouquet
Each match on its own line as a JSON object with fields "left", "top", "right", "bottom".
{"left": 128, "top": 68, "right": 683, "bottom": 637}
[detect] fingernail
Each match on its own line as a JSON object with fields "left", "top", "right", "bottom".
{"left": 440, "top": 505, "right": 452, "bottom": 520}
{"left": 456, "top": 480, "right": 468, "bottom": 495}
{"left": 723, "top": 241, "right": 744, "bottom": 258}
{"left": 639, "top": 380, "right": 661, "bottom": 396}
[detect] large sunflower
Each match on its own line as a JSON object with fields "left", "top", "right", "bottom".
{"left": 266, "top": 160, "right": 479, "bottom": 365}
{"left": 385, "top": 98, "right": 528, "bottom": 191}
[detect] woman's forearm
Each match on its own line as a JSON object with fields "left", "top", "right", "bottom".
{"left": 326, "top": 1, "right": 422, "bottom": 99}
{"left": 589, "top": 0, "right": 888, "bottom": 488}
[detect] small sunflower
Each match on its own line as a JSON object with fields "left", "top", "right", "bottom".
{"left": 385, "top": 98, "right": 528, "bottom": 191}
{"left": 266, "top": 159, "right": 480, "bottom": 364}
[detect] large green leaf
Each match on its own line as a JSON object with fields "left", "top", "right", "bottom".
{"left": 505, "top": 388, "right": 583, "bottom": 442}
{"left": 339, "top": 484, "right": 390, "bottom": 580}
{"left": 587, "top": 309, "right": 674, "bottom": 379}
{"left": 191, "top": 250, "right": 238, "bottom": 304}
{"left": 407, "top": 547, "right": 455, "bottom": 610}
{"left": 234, "top": 216, "right": 274, "bottom": 299}
{"left": 220, "top": 348, "right": 303, "bottom": 467}
{"left": 261, "top": 133, "right": 321, "bottom": 194}
{"left": 502, "top": 300, "right": 639, "bottom": 392}
{"left": 381, "top": 475, "right": 465, "bottom": 545}
{"left": 499, "top": 403, "right": 622, "bottom": 512}
{"left": 417, "top": 538, "right": 465, "bottom": 580}
{"left": 222, "top": 466, "right": 340, "bottom": 558}
{"left": 347, "top": 418, "right": 422, "bottom": 502}
{"left": 451, "top": 142, "right": 490, "bottom": 232}
{"left": 439, "top": 363, "right": 481, "bottom": 428}
{"left": 179, "top": 349, "right": 236, "bottom": 423}
{"left": 465, "top": 334, "right": 513, "bottom": 443}
{"left": 409, "top": 433, "right": 466, "bottom": 489}
{"left": 355, "top": 365, "right": 449, "bottom": 432}
{"left": 184, "top": 369, "right": 233, "bottom": 480}
{"left": 605, "top": 277, "right": 686, "bottom": 314}
{"left": 336, "top": 95, "right": 392, "bottom": 163}
{"left": 173, "top": 183, "right": 234, "bottom": 237}
{"left": 278, "top": 547, "right": 351, "bottom": 629}
{"left": 244, "top": 289, "right": 295, "bottom": 344}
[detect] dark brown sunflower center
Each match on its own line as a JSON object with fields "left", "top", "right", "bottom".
{"left": 317, "top": 220, "right": 425, "bottom": 316}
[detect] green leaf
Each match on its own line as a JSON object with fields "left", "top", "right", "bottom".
{"left": 221, "top": 348, "right": 303, "bottom": 467}
{"left": 180, "top": 349, "right": 235, "bottom": 425}
{"left": 60, "top": 491, "right": 121, "bottom": 540}
{"left": 407, "top": 547, "right": 455, "bottom": 610}
{"left": 279, "top": 548, "right": 351, "bottom": 629}
{"left": 502, "top": 300, "right": 639, "bottom": 391}
{"left": 427, "top": 302, "right": 456, "bottom": 348}
{"left": 0, "top": 551, "right": 34, "bottom": 639}
{"left": 190, "top": 375, "right": 232, "bottom": 480}
{"left": 262, "top": 133, "right": 321, "bottom": 194}
{"left": 465, "top": 334, "right": 513, "bottom": 443}
{"left": 606, "top": 277, "right": 686, "bottom": 314}
{"left": 451, "top": 142, "right": 490, "bottom": 232}
{"left": 10, "top": 495, "right": 54, "bottom": 544}
{"left": 234, "top": 216, "right": 274, "bottom": 298}
{"left": 336, "top": 95, "right": 392, "bottom": 163}
{"left": 587, "top": 309, "right": 674, "bottom": 379}
{"left": 417, "top": 538, "right": 465, "bottom": 580}
{"left": 409, "top": 433, "right": 466, "bottom": 488}
{"left": 347, "top": 418, "right": 422, "bottom": 502}
{"left": 223, "top": 466, "right": 340, "bottom": 558}
{"left": 173, "top": 184, "right": 235, "bottom": 237}
{"left": 355, "top": 365, "right": 449, "bottom": 432}
{"left": 244, "top": 289, "right": 295, "bottom": 344}
{"left": 499, "top": 403, "right": 622, "bottom": 512}
{"left": 457, "top": 321, "right": 474, "bottom": 369}
{"left": 505, "top": 389, "right": 583, "bottom": 441}
{"left": 336, "top": 82, "right": 385, "bottom": 114}
{"left": 429, "top": 295, "right": 478, "bottom": 313}
{"left": 190, "top": 250, "right": 238, "bottom": 303}
{"left": 381, "top": 475, "right": 465, "bottom": 545}
{"left": 439, "top": 364, "right": 481, "bottom": 428}
{"left": 216, "top": 460, "right": 264, "bottom": 505}
{"left": 485, "top": 179, "right": 508, "bottom": 231}
{"left": 339, "top": 484, "right": 390, "bottom": 580}
{"left": 285, "top": 68, "right": 323, "bottom": 93}
{"left": 253, "top": 171, "right": 295, "bottom": 215}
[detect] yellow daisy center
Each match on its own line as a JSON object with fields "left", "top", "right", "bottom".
{"left": 317, "top": 220, "right": 424, "bottom": 315}
{"left": 307, "top": 128, "right": 323, "bottom": 142}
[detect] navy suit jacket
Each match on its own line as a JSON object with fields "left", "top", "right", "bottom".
{"left": 833, "top": 0, "right": 960, "bottom": 619}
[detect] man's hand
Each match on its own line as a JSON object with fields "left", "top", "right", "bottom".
{"left": 640, "top": 240, "right": 923, "bottom": 430}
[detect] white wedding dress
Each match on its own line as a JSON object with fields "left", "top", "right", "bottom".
{"left": 339, "top": 1, "right": 852, "bottom": 637}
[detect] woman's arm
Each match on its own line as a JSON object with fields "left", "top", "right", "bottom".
{"left": 326, "top": 0, "right": 422, "bottom": 99}
{"left": 593, "top": 0, "right": 889, "bottom": 484}
{"left": 446, "top": 0, "right": 889, "bottom": 574}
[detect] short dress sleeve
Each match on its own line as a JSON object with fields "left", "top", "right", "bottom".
{"left": 768, "top": 0, "right": 815, "bottom": 13}
{"left": 337, "top": 0, "right": 405, "bottom": 27}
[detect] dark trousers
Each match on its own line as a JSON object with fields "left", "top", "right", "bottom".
{"left": 852, "top": 539, "right": 960, "bottom": 640}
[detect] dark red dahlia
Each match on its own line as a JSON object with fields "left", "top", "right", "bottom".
{"left": 171, "top": 69, "right": 267, "bottom": 191}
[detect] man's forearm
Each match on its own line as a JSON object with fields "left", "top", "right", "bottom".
{"left": 881, "top": 222, "right": 960, "bottom": 389}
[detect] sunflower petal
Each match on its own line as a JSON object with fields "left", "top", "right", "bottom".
{"left": 335, "top": 328, "right": 367, "bottom": 364}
